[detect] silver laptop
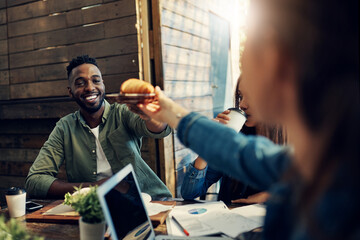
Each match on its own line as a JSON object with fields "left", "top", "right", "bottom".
{"left": 97, "top": 164, "right": 229, "bottom": 240}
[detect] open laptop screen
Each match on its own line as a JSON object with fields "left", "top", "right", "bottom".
{"left": 103, "top": 169, "right": 152, "bottom": 240}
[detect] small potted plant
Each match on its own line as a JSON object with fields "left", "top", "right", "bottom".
{"left": 64, "top": 186, "right": 105, "bottom": 240}
{"left": 0, "top": 215, "right": 44, "bottom": 240}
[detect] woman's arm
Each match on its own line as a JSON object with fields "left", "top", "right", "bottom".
{"left": 178, "top": 113, "right": 291, "bottom": 190}
{"left": 139, "top": 87, "right": 291, "bottom": 191}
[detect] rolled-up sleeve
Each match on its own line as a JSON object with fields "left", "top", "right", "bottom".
{"left": 177, "top": 112, "right": 291, "bottom": 191}
{"left": 25, "top": 122, "right": 65, "bottom": 198}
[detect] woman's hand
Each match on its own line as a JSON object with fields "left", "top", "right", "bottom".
{"left": 231, "top": 192, "right": 270, "bottom": 204}
{"left": 214, "top": 110, "right": 231, "bottom": 124}
{"left": 138, "top": 87, "right": 190, "bottom": 129}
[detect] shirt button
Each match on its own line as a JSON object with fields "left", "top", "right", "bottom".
{"left": 93, "top": 172, "right": 96, "bottom": 175}
{"left": 92, "top": 149, "right": 95, "bottom": 153}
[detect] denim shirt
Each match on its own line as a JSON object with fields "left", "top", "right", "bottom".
{"left": 25, "top": 101, "right": 172, "bottom": 199}
{"left": 177, "top": 112, "right": 360, "bottom": 239}
{"left": 177, "top": 113, "right": 290, "bottom": 191}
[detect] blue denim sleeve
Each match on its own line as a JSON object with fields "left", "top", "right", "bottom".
{"left": 181, "top": 162, "right": 223, "bottom": 199}
{"left": 177, "top": 112, "right": 291, "bottom": 191}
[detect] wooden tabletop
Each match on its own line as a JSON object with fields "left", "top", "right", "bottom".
{"left": 1, "top": 199, "right": 170, "bottom": 240}
{"left": 1, "top": 199, "right": 254, "bottom": 239}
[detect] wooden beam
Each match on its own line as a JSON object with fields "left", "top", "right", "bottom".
{"left": 151, "top": 0, "right": 164, "bottom": 88}
{"left": 149, "top": 0, "right": 176, "bottom": 197}
{"left": 136, "top": 0, "right": 152, "bottom": 82}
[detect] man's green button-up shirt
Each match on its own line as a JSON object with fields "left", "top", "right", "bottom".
{"left": 25, "top": 101, "right": 172, "bottom": 199}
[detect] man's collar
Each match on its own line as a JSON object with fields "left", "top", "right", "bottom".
{"left": 102, "top": 100, "right": 110, "bottom": 122}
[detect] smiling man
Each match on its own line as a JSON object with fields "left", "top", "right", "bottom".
{"left": 25, "top": 55, "right": 172, "bottom": 199}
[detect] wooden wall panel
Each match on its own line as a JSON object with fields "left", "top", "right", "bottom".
{"left": 2, "top": 0, "right": 138, "bottom": 105}
{"left": 0, "top": 134, "right": 48, "bottom": 148}
{"left": 0, "top": 118, "right": 64, "bottom": 200}
{"left": 162, "top": 9, "right": 209, "bottom": 38}
{"left": 0, "top": 119, "right": 57, "bottom": 133}
{"left": 0, "top": 25, "right": 7, "bottom": 40}
{"left": 0, "top": 162, "right": 33, "bottom": 176}
{"left": 0, "top": 99, "right": 77, "bottom": 119}
{"left": 0, "top": 70, "right": 9, "bottom": 84}
{"left": 7, "top": 0, "right": 136, "bottom": 37}
{"left": 47, "top": 0, "right": 103, "bottom": 13}
{"left": 8, "top": 35, "right": 33, "bottom": 53}
{"left": 0, "top": 39, "right": 8, "bottom": 55}
{"left": 6, "top": 0, "right": 37, "bottom": 8}
{"left": 0, "top": 1, "right": 6, "bottom": 9}
{"left": 162, "top": 0, "right": 209, "bottom": 26}
{"left": 8, "top": 14, "right": 67, "bottom": 37}
{"left": 164, "top": 63, "right": 209, "bottom": 82}
{"left": 68, "top": 1, "right": 135, "bottom": 27}
{"left": 0, "top": 84, "right": 9, "bottom": 100}
{"left": 0, "top": 55, "right": 8, "bottom": 69}
{"left": 0, "top": 8, "right": 6, "bottom": 24}
{"left": 10, "top": 63, "right": 67, "bottom": 84}
{"left": 164, "top": 81, "right": 212, "bottom": 99}
{"left": 98, "top": 54, "right": 139, "bottom": 75}
{"left": 10, "top": 35, "right": 138, "bottom": 69}
{"left": 10, "top": 80, "right": 68, "bottom": 99}
{"left": 0, "top": 176, "right": 26, "bottom": 189}
{"left": 174, "top": 95, "right": 214, "bottom": 113}
{"left": 0, "top": 148, "right": 39, "bottom": 162}
{"left": 7, "top": 1, "right": 48, "bottom": 22}
{"left": 7, "top": 0, "right": 103, "bottom": 22}
{"left": 163, "top": 45, "right": 210, "bottom": 67}
{"left": 8, "top": 15, "right": 137, "bottom": 54}
{"left": 162, "top": 27, "right": 210, "bottom": 53}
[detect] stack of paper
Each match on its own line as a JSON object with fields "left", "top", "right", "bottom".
{"left": 167, "top": 202, "right": 266, "bottom": 238}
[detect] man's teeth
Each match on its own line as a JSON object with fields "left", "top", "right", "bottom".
{"left": 85, "top": 95, "right": 97, "bottom": 100}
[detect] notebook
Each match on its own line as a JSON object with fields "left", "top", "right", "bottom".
{"left": 97, "top": 163, "right": 229, "bottom": 240}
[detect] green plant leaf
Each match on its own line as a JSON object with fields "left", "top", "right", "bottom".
{"left": 63, "top": 185, "right": 104, "bottom": 224}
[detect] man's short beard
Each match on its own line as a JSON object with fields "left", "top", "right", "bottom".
{"left": 75, "top": 94, "right": 105, "bottom": 114}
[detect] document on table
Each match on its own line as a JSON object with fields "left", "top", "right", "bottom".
{"left": 167, "top": 202, "right": 266, "bottom": 238}
{"left": 144, "top": 201, "right": 173, "bottom": 216}
{"left": 167, "top": 201, "right": 227, "bottom": 237}
{"left": 230, "top": 204, "right": 266, "bottom": 225}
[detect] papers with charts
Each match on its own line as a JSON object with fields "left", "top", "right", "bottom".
{"left": 167, "top": 202, "right": 266, "bottom": 238}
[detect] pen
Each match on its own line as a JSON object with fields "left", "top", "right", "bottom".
{"left": 172, "top": 216, "right": 189, "bottom": 236}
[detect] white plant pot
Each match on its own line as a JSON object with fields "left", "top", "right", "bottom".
{"left": 79, "top": 217, "right": 106, "bottom": 240}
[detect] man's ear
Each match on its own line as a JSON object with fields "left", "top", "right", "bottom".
{"left": 68, "top": 87, "right": 73, "bottom": 98}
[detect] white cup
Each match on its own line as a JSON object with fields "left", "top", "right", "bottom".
{"left": 5, "top": 187, "right": 26, "bottom": 218}
{"left": 226, "top": 108, "right": 247, "bottom": 132}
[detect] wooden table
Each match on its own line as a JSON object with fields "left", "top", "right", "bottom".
{"left": 1, "top": 199, "right": 169, "bottom": 240}
{"left": 1, "top": 199, "right": 261, "bottom": 239}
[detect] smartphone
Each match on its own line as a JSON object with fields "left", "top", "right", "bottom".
{"left": 26, "top": 201, "right": 43, "bottom": 211}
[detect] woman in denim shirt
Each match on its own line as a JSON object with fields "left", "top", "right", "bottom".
{"left": 181, "top": 78, "right": 286, "bottom": 204}
{"left": 139, "top": 0, "right": 359, "bottom": 238}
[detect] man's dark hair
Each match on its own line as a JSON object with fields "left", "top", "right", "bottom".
{"left": 66, "top": 55, "right": 98, "bottom": 78}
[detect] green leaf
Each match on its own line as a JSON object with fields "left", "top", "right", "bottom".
{"left": 62, "top": 185, "right": 104, "bottom": 224}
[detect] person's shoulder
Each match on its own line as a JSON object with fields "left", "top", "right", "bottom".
{"left": 108, "top": 102, "right": 134, "bottom": 116}
{"left": 55, "top": 111, "right": 79, "bottom": 127}
{"left": 109, "top": 102, "right": 127, "bottom": 111}
{"left": 59, "top": 111, "right": 78, "bottom": 122}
